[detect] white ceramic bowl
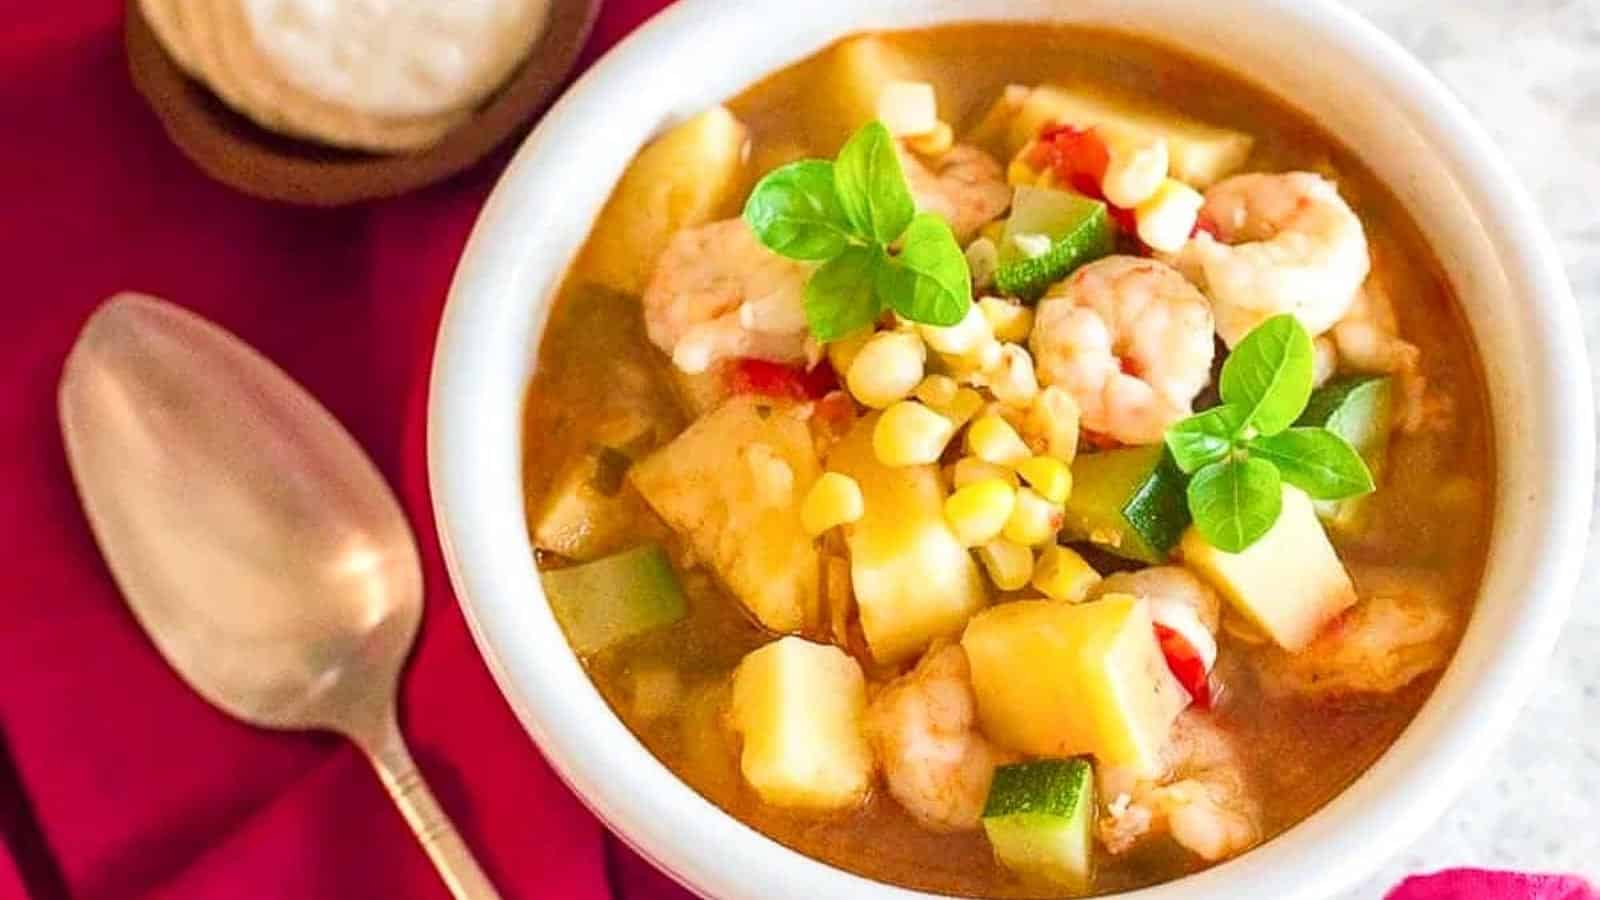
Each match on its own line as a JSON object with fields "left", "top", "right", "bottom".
{"left": 429, "top": 2, "right": 1593, "bottom": 897}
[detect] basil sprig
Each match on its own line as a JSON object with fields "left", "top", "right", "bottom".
{"left": 1165, "top": 315, "right": 1374, "bottom": 553}
{"left": 743, "top": 121, "right": 971, "bottom": 341}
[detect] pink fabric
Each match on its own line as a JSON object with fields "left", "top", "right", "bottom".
{"left": 1387, "top": 869, "right": 1599, "bottom": 900}
{"left": 0, "top": 0, "right": 689, "bottom": 898}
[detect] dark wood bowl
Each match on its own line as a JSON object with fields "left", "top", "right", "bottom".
{"left": 125, "top": 0, "right": 601, "bottom": 206}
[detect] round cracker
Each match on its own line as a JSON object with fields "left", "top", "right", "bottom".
{"left": 201, "top": 0, "right": 465, "bottom": 152}
{"left": 241, "top": 0, "right": 552, "bottom": 119}
{"left": 125, "top": 0, "right": 601, "bottom": 205}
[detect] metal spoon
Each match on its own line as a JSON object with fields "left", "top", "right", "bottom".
{"left": 58, "top": 293, "right": 501, "bottom": 900}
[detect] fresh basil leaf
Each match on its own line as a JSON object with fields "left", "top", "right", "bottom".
{"left": 1165, "top": 404, "right": 1249, "bottom": 474}
{"left": 804, "top": 246, "right": 883, "bottom": 341}
{"left": 1219, "top": 314, "right": 1315, "bottom": 436}
{"left": 1248, "top": 427, "right": 1375, "bottom": 500}
{"left": 882, "top": 212, "right": 970, "bottom": 326}
{"left": 742, "top": 160, "right": 855, "bottom": 261}
{"left": 834, "top": 121, "right": 916, "bottom": 244}
{"left": 1187, "top": 456, "right": 1283, "bottom": 553}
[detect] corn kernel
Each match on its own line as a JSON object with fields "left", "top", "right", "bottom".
{"left": 979, "top": 296, "right": 1034, "bottom": 343}
{"left": 1100, "top": 127, "right": 1169, "bottom": 208}
{"left": 944, "top": 478, "right": 1016, "bottom": 547}
{"left": 801, "top": 472, "right": 864, "bottom": 537}
{"left": 919, "top": 304, "right": 992, "bottom": 355}
{"left": 1031, "top": 545, "right": 1102, "bottom": 603}
{"left": 1016, "top": 455, "right": 1073, "bottom": 504}
{"left": 966, "top": 239, "right": 1000, "bottom": 291}
{"left": 979, "top": 539, "right": 1035, "bottom": 591}
{"left": 1007, "top": 155, "right": 1039, "bottom": 188}
{"left": 1135, "top": 178, "right": 1205, "bottom": 254}
{"left": 847, "top": 331, "right": 925, "bottom": 409}
{"left": 914, "top": 374, "right": 959, "bottom": 409}
{"left": 1024, "top": 386, "right": 1081, "bottom": 463}
{"left": 944, "top": 388, "right": 985, "bottom": 430}
{"left": 827, "top": 328, "right": 874, "bottom": 379}
{"left": 988, "top": 344, "right": 1039, "bottom": 408}
{"left": 966, "top": 415, "right": 1031, "bottom": 467}
{"left": 873, "top": 401, "right": 956, "bottom": 467}
{"left": 973, "top": 337, "right": 1004, "bottom": 373}
{"left": 952, "top": 456, "right": 1019, "bottom": 489}
{"left": 1004, "top": 487, "right": 1063, "bottom": 547}
{"left": 876, "top": 81, "right": 939, "bottom": 138}
{"left": 906, "top": 121, "right": 954, "bottom": 156}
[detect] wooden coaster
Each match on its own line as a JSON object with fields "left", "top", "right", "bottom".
{"left": 125, "top": 0, "right": 601, "bottom": 206}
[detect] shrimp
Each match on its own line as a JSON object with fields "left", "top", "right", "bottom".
{"left": 1098, "top": 712, "right": 1261, "bottom": 862}
{"left": 1093, "top": 566, "right": 1222, "bottom": 633}
{"left": 1180, "top": 171, "right": 1370, "bottom": 347}
{"left": 1030, "top": 256, "right": 1215, "bottom": 446}
{"left": 1254, "top": 567, "right": 1459, "bottom": 698}
{"left": 1330, "top": 272, "right": 1441, "bottom": 432}
{"left": 642, "top": 219, "right": 816, "bottom": 374}
{"left": 898, "top": 143, "right": 1012, "bottom": 244}
{"left": 864, "top": 643, "right": 1008, "bottom": 831}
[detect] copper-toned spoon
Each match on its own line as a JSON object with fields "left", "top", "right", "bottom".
{"left": 59, "top": 293, "right": 501, "bottom": 899}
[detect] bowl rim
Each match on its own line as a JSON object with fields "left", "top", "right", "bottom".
{"left": 428, "top": 2, "right": 1594, "bottom": 898}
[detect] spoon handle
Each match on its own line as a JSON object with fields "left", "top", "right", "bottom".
{"left": 362, "top": 714, "right": 503, "bottom": 900}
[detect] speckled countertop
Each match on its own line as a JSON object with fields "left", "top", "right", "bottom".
{"left": 1334, "top": 1, "right": 1600, "bottom": 896}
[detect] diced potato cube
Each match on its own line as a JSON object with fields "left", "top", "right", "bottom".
{"left": 963, "top": 594, "right": 1188, "bottom": 774}
{"left": 578, "top": 107, "right": 750, "bottom": 295}
{"left": 1004, "top": 85, "right": 1254, "bottom": 188}
{"left": 630, "top": 398, "right": 820, "bottom": 632}
{"left": 877, "top": 80, "right": 939, "bottom": 137}
{"left": 829, "top": 415, "right": 988, "bottom": 664}
{"left": 810, "top": 36, "right": 926, "bottom": 151}
{"left": 730, "top": 637, "right": 873, "bottom": 809}
{"left": 1180, "top": 486, "right": 1357, "bottom": 651}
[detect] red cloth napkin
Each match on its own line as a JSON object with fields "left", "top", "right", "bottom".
{"left": 0, "top": 1, "right": 692, "bottom": 898}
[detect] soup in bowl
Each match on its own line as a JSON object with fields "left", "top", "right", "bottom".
{"left": 430, "top": 2, "right": 1590, "bottom": 899}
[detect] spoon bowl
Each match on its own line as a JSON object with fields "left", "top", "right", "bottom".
{"left": 60, "top": 293, "right": 499, "bottom": 899}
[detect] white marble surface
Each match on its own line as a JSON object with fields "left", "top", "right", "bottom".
{"left": 1335, "top": 1, "right": 1600, "bottom": 896}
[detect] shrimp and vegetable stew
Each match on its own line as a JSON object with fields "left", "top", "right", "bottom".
{"left": 524, "top": 25, "right": 1492, "bottom": 897}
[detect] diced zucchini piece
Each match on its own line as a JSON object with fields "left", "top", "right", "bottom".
{"left": 995, "top": 187, "right": 1114, "bottom": 302}
{"left": 1005, "top": 85, "right": 1255, "bottom": 187}
{"left": 579, "top": 107, "right": 750, "bottom": 294}
{"left": 828, "top": 414, "right": 988, "bottom": 664}
{"left": 962, "top": 595, "right": 1188, "bottom": 774}
{"left": 541, "top": 544, "right": 686, "bottom": 655}
{"left": 1062, "top": 446, "right": 1190, "bottom": 564}
{"left": 629, "top": 397, "right": 820, "bottom": 633}
{"left": 982, "top": 759, "right": 1096, "bottom": 893}
{"left": 730, "top": 636, "right": 873, "bottom": 809}
{"left": 1299, "top": 375, "right": 1394, "bottom": 532}
{"left": 1180, "top": 485, "right": 1357, "bottom": 651}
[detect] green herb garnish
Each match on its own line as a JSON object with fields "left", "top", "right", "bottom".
{"left": 743, "top": 121, "right": 971, "bottom": 341}
{"left": 1165, "top": 315, "right": 1374, "bottom": 552}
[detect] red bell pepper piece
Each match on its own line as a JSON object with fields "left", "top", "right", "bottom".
{"left": 1155, "top": 623, "right": 1213, "bottom": 709}
{"left": 726, "top": 358, "right": 839, "bottom": 402}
